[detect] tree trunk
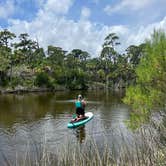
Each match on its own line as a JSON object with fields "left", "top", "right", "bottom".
{"left": 106, "top": 75, "right": 109, "bottom": 89}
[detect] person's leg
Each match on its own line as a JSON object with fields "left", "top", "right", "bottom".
{"left": 76, "top": 108, "right": 82, "bottom": 119}
{"left": 81, "top": 108, "right": 85, "bottom": 117}
{"left": 76, "top": 108, "right": 80, "bottom": 118}
{"left": 71, "top": 108, "right": 80, "bottom": 122}
{"left": 83, "top": 109, "right": 85, "bottom": 116}
{"left": 78, "top": 108, "right": 84, "bottom": 119}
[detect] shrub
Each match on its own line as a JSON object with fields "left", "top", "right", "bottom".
{"left": 34, "top": 72, "right": 53, "bottom": 88}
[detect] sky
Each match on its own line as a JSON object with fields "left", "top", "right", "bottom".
{"left": 0, "top": 0, "right": 166, "bottom": 57}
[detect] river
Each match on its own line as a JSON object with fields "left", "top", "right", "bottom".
{"left": 0, "top": 90, "right": 132, "bottom": 164}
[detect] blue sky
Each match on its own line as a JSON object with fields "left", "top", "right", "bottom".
{"left": 0, "top": 0, "right": 166, "bottom": 56}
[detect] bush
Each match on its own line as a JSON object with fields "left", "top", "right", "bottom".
{"left": 124, "top": 30, "right": 166, "bottom": 128}
{"left": 66, "top": 69, "right": 88, "bottom": 90}
{"left": 0, "top": 72, "right": 9, "bottom": 87}
{"left": 10, "top": 77, "right": 24, "bottom": 87}
{"left": 35, "top": 72, "right": 53, "bottom": 88}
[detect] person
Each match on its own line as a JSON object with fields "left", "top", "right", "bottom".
{"left": 72, "top": 94, "right": 86, "bottom": 122}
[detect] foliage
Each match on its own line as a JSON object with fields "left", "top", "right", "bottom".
{"left": 0, "top": 29, "right": 136, "bottom": 90}
{"left": 65, "top": 69, "right": 88, "bottom": 90}
{"left": 0, "top": 52, "right": 10, "bottom": 72}
{"left": 126, "top": 44, "right": 146, "bottom": 67}
{"left": 10, "top": 77, "right": 24, "bottom": 87}
{"left": 0, "top": 46, "right": 11, "bottom": 86}
{"left": 124, "top": 30, "right": 166, "bottom": 127}
{"left": 34, "top": 72, "right": 53, "bottom": 88}
{"left": 0, "top": 29, "right": 16, "bottom": 48}
{"left": 14, "top": 33, "right": 39, "bottom": 66}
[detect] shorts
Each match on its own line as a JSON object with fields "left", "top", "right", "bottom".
{"left": 76, "top": 107, "right": 85, "bottom": 115}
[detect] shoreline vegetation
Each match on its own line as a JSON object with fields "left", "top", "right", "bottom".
{"left": 0, "top": 86, "right": 65, "bottom": 94}
{"left": 0, "top": 30, "right": 135, "bottom": 94}
{"left": 0, "top": 82, "right": 121, "bottom": 94}
{"left": 0, "top": 81, "right": 108, "bottom": 94}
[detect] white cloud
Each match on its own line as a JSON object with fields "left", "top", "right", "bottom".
{"left": 5, "top": 0, "right": 166, "bottom": 57}
{"left": 43, "top": 0, "right": 74, "bottom": 15}
{"left": 126, "top": 16, "right": 166, "bottom": 47}
{"left": 7, "top": 0, "right": 109, "bottom": 57}
{"left": 0, "top": 0, "right": 15, "bottom": 18}
{"left": 119, "top": 0, "right": 153, "bottom": 10}
{"left": 80, "top": 7, "right": 91, "bottom": 20}
{"left": 104, "top": 0, "right": 154, "bottom": 15}
{"left": 9, "top": 13, "right": 128, "bottom": 57}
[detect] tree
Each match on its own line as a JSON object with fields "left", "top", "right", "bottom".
{"left": 14, "top": 33, "right": 38, "bottom": 65}
{"left": 47, "top": 45, "right": 67, "bottom": 85}
{"left": 32, "top": 48, "right": 46, "bottom": 69}
{"left": 126, "top": 44, "right": 146, "bottom": 67}
{"left": 100, "top": 33, "right": 120, "bottom": 88}
{"left": 124, "top": 30, "right": 166, "bottom": 128}
{"left": 64, "top": 49, "right": 90, "bottom": 89}
{"left": 0, "top": 29, "right": 16, "bottom": 49}
{"left": 0, "top": 29, "right": 16, "bottom": 82}
{"left": 68, "top": 49, "right": 86, "bottom": 68}
{"left": 47, "top": 45, "right": 65, "bottom": 66}
{"left": 102, "top": 33, "right": 120, "bottom": 64}
{"left": 86, "top": 58, "right": 101, "bottom": 82}
{"left": 0, "top": 52, "right": 10, "bottom": 86}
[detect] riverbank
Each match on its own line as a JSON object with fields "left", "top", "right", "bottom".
{"left": 0, "top": 85, "right": 66, "bottom": 94}
{"left": 0, "top": 82, "right": 105, "bottom": 94}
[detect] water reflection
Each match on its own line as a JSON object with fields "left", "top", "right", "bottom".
{"left": 75, "top": 125, "right": 86, "bottom": 143}
{"left": 0, "top": 90, "right": 131, "bottom": 163}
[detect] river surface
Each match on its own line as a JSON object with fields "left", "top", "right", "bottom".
{"left": 0, "top": 90, "right": 132, "bottom": 164}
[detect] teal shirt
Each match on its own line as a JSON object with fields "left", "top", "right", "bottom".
{"left": 75, "top": 101, "right": 82, "bottom": 108}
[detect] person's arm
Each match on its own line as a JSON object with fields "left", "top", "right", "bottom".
{"left": 82, "top": 99, "right": 86, "bottom": 107}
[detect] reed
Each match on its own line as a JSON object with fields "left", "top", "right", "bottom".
{"left": 1, "top": 119, "right": 166, "bottom": 166}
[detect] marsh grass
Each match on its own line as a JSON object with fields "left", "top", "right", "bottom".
{"left": 1, "top": 121, "right": 166, "bottom": 166}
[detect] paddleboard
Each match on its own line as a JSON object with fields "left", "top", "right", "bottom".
{"left": 67, "top": 112, "right": 93, "bottom": 128}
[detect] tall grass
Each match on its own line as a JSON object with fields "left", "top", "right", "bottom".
{"left": 1, "top": 117, "right": 166, "bottom": 166}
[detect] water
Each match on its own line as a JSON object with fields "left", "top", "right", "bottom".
{"left": 0, "top": 90, "right": 132, "bottom": 163}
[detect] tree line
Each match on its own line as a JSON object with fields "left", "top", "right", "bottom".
{"left": 0, "top": 29, "right": 144, "bottom": 90}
